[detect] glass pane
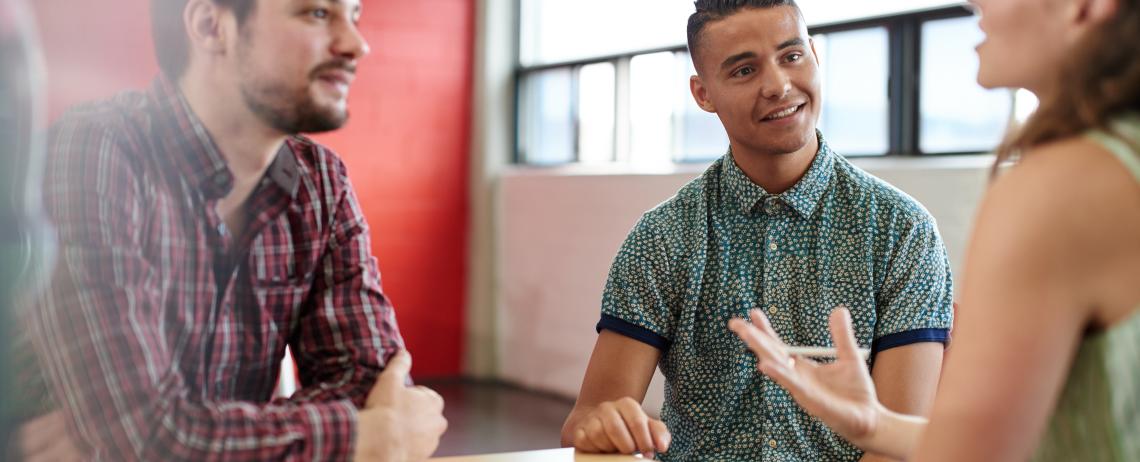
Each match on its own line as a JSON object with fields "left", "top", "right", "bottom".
{"left": 677, "top": 52, "right": 728, "bottom": 161}
{"left": 519, "top": 68, "right": 575, "bottom": 164}
{"left": 1013, "top": 88, "right": 1039, "bottom": 124}
{"left": 519, "top": 0, "right": 691, "bottom": 66}
{"left": 920, "top": 16, "right": 1012, "bottom": 153}
{"left": 577, "top": 62, "right": 616, "bottom": 164}
{"left": 630, "top": 52, "right": 678, "bottom": 166}
{"left": 800, "top": 0, "right": 962, "bottom": 26}
{"left": 815, "top": 27, "right": 889, "bottom": 155}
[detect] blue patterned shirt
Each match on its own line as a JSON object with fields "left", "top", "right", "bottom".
{"left": 598, "top": 134, "right": 954, "bottom": 461}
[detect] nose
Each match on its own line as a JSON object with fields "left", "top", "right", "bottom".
{"left": 333, "top": 21, "right": 371, "bottom": 61}
{"left": 759, "top": 67, "right": 791, "bottom": 100}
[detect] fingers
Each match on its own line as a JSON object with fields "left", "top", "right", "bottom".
{"left": 582, "top": 416, "right": 617, "bottom": 453}
{"left": 598, "top": 404, "right": 637, "bottom": 454}
{"left": 573, "top": 428, "right": 599, "bottom": 452}
{"left": 749, "top": 309, "right": 784, "bottom": 343}
{"left": 728, "top": 316, "right": 788, "bottom": 368}
{"left": 828, "top": 307, "right": 862, "bottom": 361}
{"left": 18, "top": 411, "right": 68, "bottom": 456}
{"left": 647, "top": 418, "right": 671, "bottom": 453}
{"left": 613, "top": 398, "right": 654, "bottom": 454}
{"left": 572, "top": 401, "right": 671, "bottom": 456}
{"left": 756, "top": 352, "right": 807, "bottom": 397}
{"left": 414, "top": 385, "right": 445, "bottom": 412}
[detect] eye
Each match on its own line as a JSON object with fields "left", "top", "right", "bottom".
{"left": 733, "top": 66, "right": 755, "bottom": 78}
{"left": 310, "top": 8, "right": 330, "bottom": 19}
{"left": 785, "top": 52, "right": 803, "bottom": 63}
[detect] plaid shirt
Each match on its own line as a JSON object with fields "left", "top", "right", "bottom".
{"left": 26, "top": 76, "right": 404, "bottom": 461}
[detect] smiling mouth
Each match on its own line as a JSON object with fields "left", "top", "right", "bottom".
{"left": 317, "top": 72, "right": 353, "bottom": 87}
{"left": 762, "top": 104, "right": 805, "bottom": 121}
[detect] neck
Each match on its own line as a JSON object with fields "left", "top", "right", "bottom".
{"left": 730, "top": 135, "right": 820, "bottom": 194}
{"left": 177, "top": 72, "right": 284, "bottom": 184}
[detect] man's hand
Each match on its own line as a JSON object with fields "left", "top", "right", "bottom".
{"left": 16, "top": 411, "right": 83, "bottom": 462}
{"left": 353, "top": 350, "right": 447, "bottom": 462}
{"left": 565, "top": 397, "right": 670, "bottom": 457}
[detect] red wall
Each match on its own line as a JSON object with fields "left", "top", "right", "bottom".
{"left": 31, "top": 0, "right": 472, "bottom": 377}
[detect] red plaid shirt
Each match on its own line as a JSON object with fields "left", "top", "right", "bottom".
{"left": 27, "top": 76, "right": 404, "bottom": 461}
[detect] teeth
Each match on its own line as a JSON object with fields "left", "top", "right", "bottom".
{"left": 765, "top": 105, "right": 800, "bottom": 120}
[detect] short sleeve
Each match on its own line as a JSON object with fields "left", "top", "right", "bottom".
{"left": 597, "top": 215, "right": 678, "bottom": 351}
{"left": 873, "top": 217, "right": 955, "bottom": 353}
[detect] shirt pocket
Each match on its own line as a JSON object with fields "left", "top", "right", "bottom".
{"left": 248, "top": 223, "right": 322, "bottom": 286}
{"left": 247, "top": 224, "right": 323, "bottom": 321}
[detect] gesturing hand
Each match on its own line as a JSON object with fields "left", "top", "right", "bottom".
{"left": 728, "top": 307, "right": 884, "bottom": 447}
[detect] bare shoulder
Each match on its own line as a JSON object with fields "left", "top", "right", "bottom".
{"left": 988, "top": 136, "right": 1140, "bottom": 237}
{"left": 986, "top": 136, "right": 1140, "bottom": 319}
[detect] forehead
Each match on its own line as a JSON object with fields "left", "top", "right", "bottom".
{"left": 700, "top": 6, "right": 806, "bottom": 53}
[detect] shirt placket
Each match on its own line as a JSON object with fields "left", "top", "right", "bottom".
{"left": 760, "top": 195, "right": 787, "bottom": 461}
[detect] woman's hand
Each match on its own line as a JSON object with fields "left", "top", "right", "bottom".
{"left": 728, "top": 307, "right": 884, "bottom": 448}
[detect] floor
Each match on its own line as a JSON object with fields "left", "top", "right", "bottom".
{"left": 420, "top": 379, "right": 576, "bottom": 458}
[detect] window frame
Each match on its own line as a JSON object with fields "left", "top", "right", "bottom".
{"left": 513, "top": 4, "right": 979, "bottom": 164}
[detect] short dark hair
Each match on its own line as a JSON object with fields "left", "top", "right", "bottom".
{"left": 686, "top": 0, "right": 801, "bottom": 67}
{"left": 150, "top": 0, "right": 257, "bottom": 78}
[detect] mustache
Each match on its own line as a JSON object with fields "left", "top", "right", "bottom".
{"left": 309, "top": 59, "right": 357, "bottom": 79}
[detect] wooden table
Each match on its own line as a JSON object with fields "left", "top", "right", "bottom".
{"left": 432, "top": 448, "right": 645, "bottom": 461}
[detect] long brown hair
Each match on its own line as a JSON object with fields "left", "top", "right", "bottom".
{"left": 996, "top": 0, "right": 1140, "bottom": 165}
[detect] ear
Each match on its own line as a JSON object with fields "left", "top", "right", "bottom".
{"left": 690, "top": 75, "right": 716, "bottom": 113}
{"left": 184, "top": 0, "right": 231, "bottom": 56}
{"left": 809, "top": 37, "right": 820, "bottom": 66}
{"left": 1067, "top": 0, "right": 1119, "bottom": 35}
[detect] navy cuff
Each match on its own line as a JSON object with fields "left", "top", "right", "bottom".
{"left": 596, "top": 314, "right": 671, "bottom": 352}
{"left": 872, "top": 328, "right": 950, "bottom": 355}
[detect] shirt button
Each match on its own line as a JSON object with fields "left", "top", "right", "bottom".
{"left": 769, "top": 242, "right": 778, "bottom": 251}
{"left": 768, "top": 439, "right": 778, "bottom": 449}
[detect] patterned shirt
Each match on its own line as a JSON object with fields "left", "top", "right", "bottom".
{"left": 598, "top": 134, "right": 954, "bottom": 461}
{"left": 25, "top": 76, "right": 404, "bottom": 461}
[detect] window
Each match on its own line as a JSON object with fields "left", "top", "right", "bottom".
{"left": 518, "top": 67, "right": 574, "bottom": 164}
{"left": 518, "top": 0, "right": 691, "bottom": 66}
{"left": 576, "top": 62, "right": 617, "bottom": 164}
{"left": 800, "top": 0, "right": 967, "bottom": 26}
{"left": 815, "top": 27, "right": 890, "bottom": 156}
{"left": 919, "top": 16, "right": 1011, "bottom": 154}
{"left": 516, "top": 2, "right": 1020, "bottom": 165}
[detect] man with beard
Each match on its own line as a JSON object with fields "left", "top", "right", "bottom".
{"left": 14, "top": 0, "right": 447, "bottom": 460}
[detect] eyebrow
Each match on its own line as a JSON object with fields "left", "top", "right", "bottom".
{"left": 321, "top": 0, "right": 363, "bottom": 13}
{"left": 717, "top": 37, "right": 806, "bottom": 71}
{"left": 777, "top": 37, "right": 805, "bottom": 50}
{"left": 719, "top": 51, "right": 757, "bottom": 71}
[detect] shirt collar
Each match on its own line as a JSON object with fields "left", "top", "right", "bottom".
{"left": 149, "top": 75, "right": 301, "bottom": 200}
{"left": 720, "top": 131, "right": 835, "bottom": 218}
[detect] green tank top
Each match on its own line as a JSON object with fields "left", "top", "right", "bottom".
{"left": 1033, "top": 113, "right": 1140, "bottom": 462}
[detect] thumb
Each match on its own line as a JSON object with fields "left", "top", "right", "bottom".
{"left": 377, "top": 350, "right": 412, "bottom": 393}
{"left": 829, "top": 307, "right": 861, "bottom": 360}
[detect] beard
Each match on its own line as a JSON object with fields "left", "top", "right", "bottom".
{"left": 239, "top": 60, "right": 354, "bottom": 134}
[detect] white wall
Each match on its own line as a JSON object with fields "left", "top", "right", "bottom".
{"left": 495, "top": 156, "right": 992, "bottom": 413}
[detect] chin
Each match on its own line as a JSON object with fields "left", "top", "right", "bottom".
{"left": 775, "top": 129, "right": 816, "bottom": 153}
